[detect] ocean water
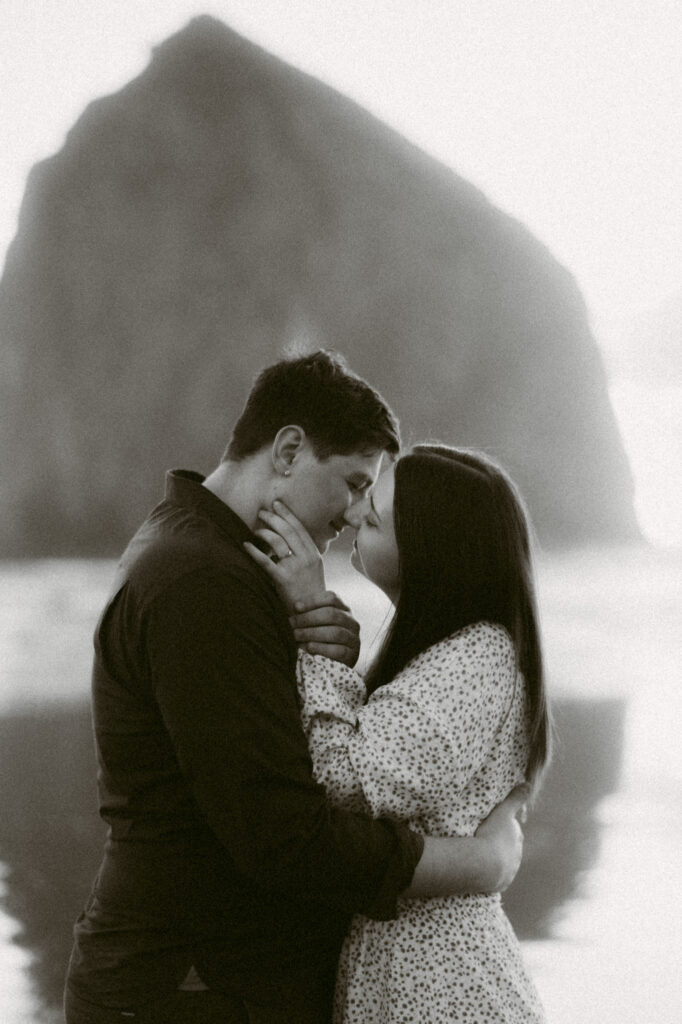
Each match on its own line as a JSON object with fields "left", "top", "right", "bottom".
{"left": 0, "top": 544, "right": 681, "bottom": 1022}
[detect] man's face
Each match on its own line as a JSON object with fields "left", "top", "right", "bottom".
{"left": 279, "top": 445, "right": 384, "bottom": 551}
{"left": 348, "top": 462, "right": 400, "bottom": 601}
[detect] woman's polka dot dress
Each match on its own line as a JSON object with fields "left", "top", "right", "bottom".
{"left": 297, "top": 621, "right": 545, "bottom": 1023}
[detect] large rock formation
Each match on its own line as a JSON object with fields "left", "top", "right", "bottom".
{"left": 0, "top": 15, "right": 638, "bottom": 555}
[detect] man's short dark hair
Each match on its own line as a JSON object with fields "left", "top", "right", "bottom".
{"left": 224, "top": 350, "right": 400, "bottom": 461}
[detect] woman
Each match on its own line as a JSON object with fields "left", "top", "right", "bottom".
{"left": 245, "top": 445, "right": 550, "bottom": 1023}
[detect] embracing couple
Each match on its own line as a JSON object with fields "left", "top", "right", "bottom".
{"left": 64, "top": 350, "right": 550, "bottom": 1023}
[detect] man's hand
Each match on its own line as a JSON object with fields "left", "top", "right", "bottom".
{"left": 403, "top": 784, "right": 529, "bottom": 898}
{"left": 474, "top": 784, "right": 529, "bottom": 892}
{"left": 289, "top": 591, "right": 361, "bottom": 668}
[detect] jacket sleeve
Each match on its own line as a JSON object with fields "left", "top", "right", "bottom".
{"left": 297, "top": 626, "right": 518, "bottom": 829}
{"left": 143, "top": 564, "right": 422, "bottom": 918}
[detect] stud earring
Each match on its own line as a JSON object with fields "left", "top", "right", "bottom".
{"left": 283, "top": 469, "right": 291, "bottom": 477}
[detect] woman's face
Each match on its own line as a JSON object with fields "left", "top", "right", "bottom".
{"left": 349, "top": 463, "right": 400, "bottom": 601}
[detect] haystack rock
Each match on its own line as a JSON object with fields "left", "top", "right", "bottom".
{"left": 0, "top": 16, "right": 638, "bottom": 555}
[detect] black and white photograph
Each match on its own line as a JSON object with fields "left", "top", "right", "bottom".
{"left": 1, "top": 2, "right": 680, "bottom": 1022}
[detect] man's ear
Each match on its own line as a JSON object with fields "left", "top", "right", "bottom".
{"left": 271, "top": 425, "right": 306, "bottom": 477}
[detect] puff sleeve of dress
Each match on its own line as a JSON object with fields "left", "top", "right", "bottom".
{"left": 296, "top": 621, "right": 526, "bottom": 837}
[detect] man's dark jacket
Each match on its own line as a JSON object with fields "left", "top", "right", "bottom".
{"left": 66, "top": 471, "right": 422, "bottom": 1009}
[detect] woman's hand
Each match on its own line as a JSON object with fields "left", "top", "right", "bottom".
{"left": 243, "top": 500, "right": 326, "bottom": 612}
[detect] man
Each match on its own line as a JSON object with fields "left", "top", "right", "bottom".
{"left": 65, "top": 351, "right": 528, "bottom": 1023}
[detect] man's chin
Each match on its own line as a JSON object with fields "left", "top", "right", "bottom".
{"left": 312, "top": 529, "right": 337, "bottom": 553}
{"left": 315, "top": 525, "right": 345, "bottom": 553}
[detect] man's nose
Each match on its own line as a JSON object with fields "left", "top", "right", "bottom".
{"left": 343, "top": 495, "right": 369, "bottom": 529}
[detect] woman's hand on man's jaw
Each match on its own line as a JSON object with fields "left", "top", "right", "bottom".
{"left": 243, "top": 500, "right": 326, "bottom": 610}
{"left": 243, "top": 501, "right": 361, "bottom": 667}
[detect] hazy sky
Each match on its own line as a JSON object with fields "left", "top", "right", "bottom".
{"left": 1, "top": 0, "right": 680, "bottom": 541}
{"left": 2, "top": 0, "right": 680, "bottom": 337}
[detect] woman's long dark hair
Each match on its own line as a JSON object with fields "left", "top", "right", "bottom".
{"left": 364, "top": 444, "right": 551, "bottom": 788}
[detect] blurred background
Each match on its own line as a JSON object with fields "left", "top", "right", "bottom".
{"left": 1, "top": 2, "right": 680, "bottom": 1021}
